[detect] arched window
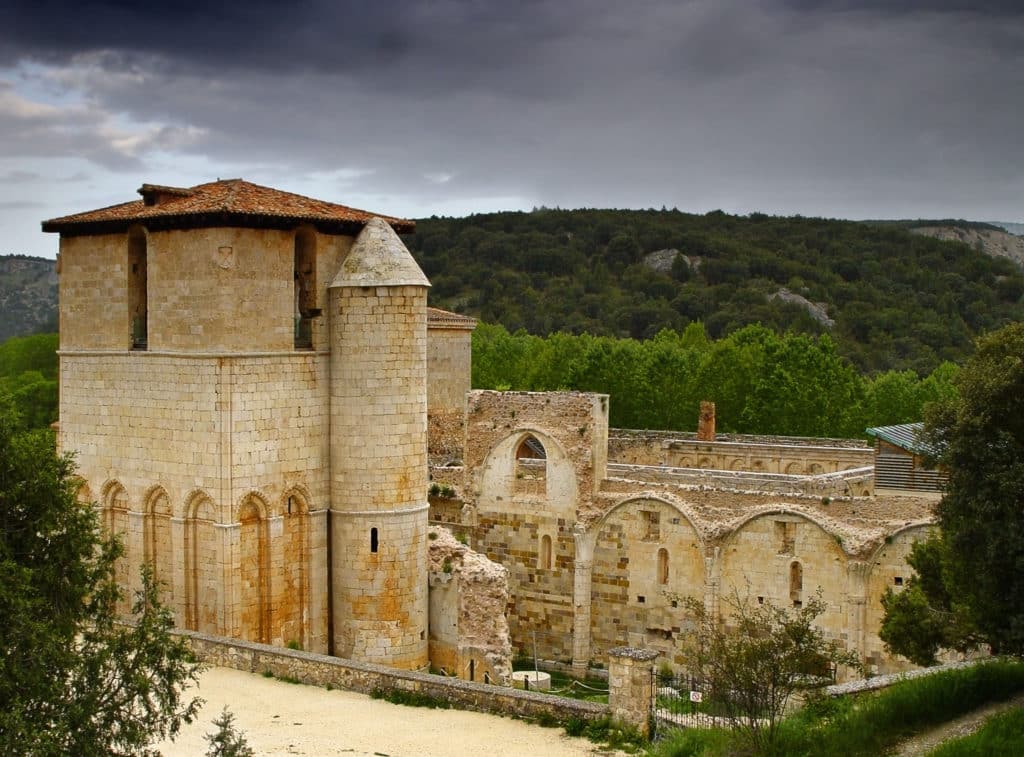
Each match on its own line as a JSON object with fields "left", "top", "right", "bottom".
{"left": 657, "top": 548, "right": 669, "bottom": 585}
{"left": 540, "top": 534, "right": 552, "bottom": 570}
{"left": 127, "top": 226, "right": 147, "bottom": 349}
{"left": 790, "top": 561, "right": 803, "bottom": 603}
{"left": 514, "top": 434, "right": 547, "bottom": 494}
{"left": 370, "top": 527, "right": 379, "bottom": 554}
{"left": 294, "top": 227, "right": 317, "bottom": 348}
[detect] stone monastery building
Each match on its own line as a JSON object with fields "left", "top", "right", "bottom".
{"left": 44, "top": 181, "right": 938, "bottom": 683}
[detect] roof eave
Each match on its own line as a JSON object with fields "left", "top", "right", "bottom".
{"left": 42, "top": 212, "right": 415, "bottom": 236}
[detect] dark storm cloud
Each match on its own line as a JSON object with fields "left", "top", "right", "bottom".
{"left": 1, "top": 0, "right": 1022, "bottom": 225}
{"left": 0, "top": 0, "right": 576, "bottom": 93}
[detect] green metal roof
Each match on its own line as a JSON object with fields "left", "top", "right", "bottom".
{"left": 865, "top": 422, "right": 939, "bottom": 456}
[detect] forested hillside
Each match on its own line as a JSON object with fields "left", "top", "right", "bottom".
{"left": 405, "top": 210, "right": 1024, "bottom": 375}
{"left": 0, "top": 255, "right": 58, "bottom": 342}
{"left": 0, "top": 333, "right": 58, "bottom": 430}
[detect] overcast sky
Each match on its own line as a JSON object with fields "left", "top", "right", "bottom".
{"left": 1, "top": 0, "right": 1022, "bottom": 258}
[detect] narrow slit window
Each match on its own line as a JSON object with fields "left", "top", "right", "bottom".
{"left": 657, "top": 548, "right": 669, "bottom": 585}
{"left": 293, "top": 227, "right": 317, "bottom": 349}
{"left": 540, "top": 534, "right": 552, "bottom": 570}
{"left": 370, "top": 527, "right": 378, "bottom": 553}
{"left": 790, "top": 561, "right": 803, "bottom": 600}
{"left": 127, "top": 226, "right": 147, "bottom": 349}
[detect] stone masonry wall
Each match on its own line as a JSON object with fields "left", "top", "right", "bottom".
{"left": 59, "top": 232, "right": 130, "bottom": 349}
{"left": 59, "top": 350, "right": 331, "bottom": 651}
{"left": 180, "top": 630, "right": 609, "bottom": 724}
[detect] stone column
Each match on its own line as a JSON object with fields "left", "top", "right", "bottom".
{"left": 608, "top": 647, "right": 659, "bottom": 739}
{"left": 846, "top": 560, "right": 870, "bottom": 674}
{"left": 704, "top": 545, "right": 722, "bottom": 618}
{"left": 571, "top": 526, "right": 595, "bottom": 676}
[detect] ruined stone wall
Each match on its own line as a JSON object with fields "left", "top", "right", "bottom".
{"left": 665, "top": 439, "right": 873, "bottom": 475}
{"left": 463, "top": 391, "right": 609, "bottom": 660}
{"left": 589, "top": 498, "right": 705, "bottom": 662}
{"left": 718, "top": 512, "right": 849, "bottom": 638}
{"left": 607, "top": 463, "right": 874, "bottom": 498}
{"left": 606, "top": 430, "right": 872, "bottom": 471}
{"left": 476, "top": 510, "right": 577, "bottom": 662}
{"left": 863, "top": 524, "right": 935, "bottom": 673}
{"left": 456, "top": 391, "right": 937, "bottom": 677}
{"left": 427, "top": 528, "right": 512, "bottom": 685}
{"left": 428, "top": 410, "right": 465, "bottom": 464}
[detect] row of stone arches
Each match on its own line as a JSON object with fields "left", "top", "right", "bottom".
{"left": 90, "top": 480, "right": 312, "bottom": 648}
{"left": 582, "top": 496, "right": 931, "bottom": 672}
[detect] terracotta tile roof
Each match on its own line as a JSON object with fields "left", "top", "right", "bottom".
{"left": 427, "top": 307, "right": 477, "bottom": 329}
{"left": 41, "top": 179, "right": 415, "bottom": 235}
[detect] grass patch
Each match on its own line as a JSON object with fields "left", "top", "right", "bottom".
{"left": 370, "top": 688, "right": 451, "bottom": 709}
{"left": 647, "top": 726, "right": 735, "bottom": 757}
{"left": 774, "top": 660, "right": 1024, "bottom": 756}
{"left": 650, "top": 660, "right": 1024, "bottom": 756}
{"left": 567, "top": 715, "right": 645, "bottom": 753}
{"left": 926, "top": 706, "right": 1024, "bottom": 757}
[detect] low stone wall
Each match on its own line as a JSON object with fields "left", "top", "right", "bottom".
{"left": 608, "top": 429, "right": 870, "bottom": 468}
{"left": 607, "top": 462, "right": 874, "bottom": 497}
{"left": 178, "top": 629, "right": 609, "bottom": 723}
{"left": 824, "top": 658, "right": 987, "bottom": 698}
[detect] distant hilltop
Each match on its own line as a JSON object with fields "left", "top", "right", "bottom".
{"left": 993, "top": 221, "right": 1024, "bottom": 237}
{"left": 907, "top": 223, "right": 1024, "bottom": 269}
{"left": 0, "top": 254, "right": 57, "bottom": 342}
{"left": 2, "top": 211, "right": 1022, "bottom": 361}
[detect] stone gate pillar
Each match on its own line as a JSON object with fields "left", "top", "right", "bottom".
{"left": 608, "top": 647, "right": 659, "bottom": 739}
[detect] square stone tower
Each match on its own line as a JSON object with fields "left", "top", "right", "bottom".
{"left": 43, "top": 180, "right": 431, "bottom": 668}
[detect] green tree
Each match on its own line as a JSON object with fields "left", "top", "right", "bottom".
{"left": 679, "top": 591, "right": 861, "bottom": 754}
{"left": 0, "top": 399, "right": 201, "bottom": 755}
{"left": 930, "top": 323, "right": 1024, "bottom": 654}
{"left": 878, "top": 536, "right": 978, "bottom": 666}
{"left": 205, "top": 708, "right": 255, "bottom": 757}
{"left": 880, "top": 323, "right": 1024, "bottom": 662}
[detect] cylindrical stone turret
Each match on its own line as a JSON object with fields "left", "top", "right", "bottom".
{"left": 328, "top": 217, "right": 430, "bottom": 669}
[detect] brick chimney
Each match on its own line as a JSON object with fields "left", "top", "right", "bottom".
{"left": 697, "top": 401, "right": 716, "bottom": 441}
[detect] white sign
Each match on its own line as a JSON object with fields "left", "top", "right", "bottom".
{"left": 689, "top": 691, "right": 703, "bottom": 703}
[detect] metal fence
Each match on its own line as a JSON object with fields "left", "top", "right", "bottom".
{"left": 654, "top": 671, "right": 723, "bottom": 730}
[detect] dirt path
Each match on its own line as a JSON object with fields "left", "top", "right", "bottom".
{"left": 154, "top": 666, "right": 620, "bottom": 757}
{"left": 891, "top": 693, "right": 1024, "bottom": 756}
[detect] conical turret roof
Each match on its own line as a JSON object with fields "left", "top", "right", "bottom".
{"left": 330, "top": 217, "right": 430, "bottom": 288}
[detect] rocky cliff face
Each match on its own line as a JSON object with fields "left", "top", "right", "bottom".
{"left": 0, "top": 255, "right": 58, "bottom": 342}
{"left": 911, "top": 226, "right": 1024, "bottom": 269}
